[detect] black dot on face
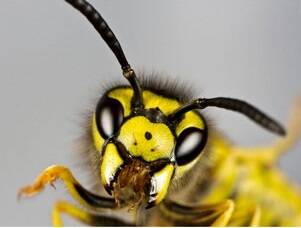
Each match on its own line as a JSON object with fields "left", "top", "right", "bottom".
{"left": 145, "top": 131, "right": 152, "bottom": 140}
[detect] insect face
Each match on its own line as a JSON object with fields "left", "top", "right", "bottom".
{"left": 93, "top": 90, "right": 208, "bottom": 208}
{"left": 58, "top": 3, "right": 284, "bottom": 210}
{"left": 18, "top": 1, "right": 292, "bottom": 226}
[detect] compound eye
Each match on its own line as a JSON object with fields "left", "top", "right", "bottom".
{"left": 174, "top": 127, "right": 207, "bottom": 166}
{"left": 95, "top": 96, "right": 124, "bottom": 139}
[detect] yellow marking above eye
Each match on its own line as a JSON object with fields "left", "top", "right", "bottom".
{"left": 117, "top": 116, "right": 175, "bottom": 162}
{"left": 108, "top": 87, "right": 205, "bottom": 132}
{"left": 176, "top": 111, "right": 205, "bottom": 134}
{"left": 108, "top": 88, "right": 181, "bottom": 117}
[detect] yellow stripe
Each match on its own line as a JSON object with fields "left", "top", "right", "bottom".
{"left": 100, "top": 143, "right": 124, "bottom": 188}
{"left": 91, "top": 113, "right": 104, "bottom": 152}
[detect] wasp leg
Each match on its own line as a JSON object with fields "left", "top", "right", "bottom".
{"left": 249, "top": 206, "right": 261, "bottom": 227}
{"left": 211, "top": 200, "right": 235, "bottom": 226}
{"left": 52, "top": 200, "right": 132, "bottom": 227}
{"left": 231, "top": 96, "right": 301, "bottom": 164}
{"left": 160, "top": 199, "right": 234, "bottom": 226}
{"left": 18, "top": 165, "right": 116, "bottom": 209}
{"left": 229, "top": 206, "right": 261, "bottom": 226}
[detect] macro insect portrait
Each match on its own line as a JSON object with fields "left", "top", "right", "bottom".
{"left": 1, "top": 0, "right": 300, "bottom": 226}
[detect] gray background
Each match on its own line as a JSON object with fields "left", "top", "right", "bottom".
{"left": 0, "top": 0, "right": 301, "bottom": 226}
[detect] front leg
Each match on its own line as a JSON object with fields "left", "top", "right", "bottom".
{"left": 160, "top": 199, "right": 234, "bottom": 226}
{"left": 18, "top": 165, "right": 116, "bottom": 209}
{"left": 52, "top": 200, "right": 133, "bottom": 226}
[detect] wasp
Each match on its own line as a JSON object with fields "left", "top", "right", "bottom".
{"left": 18, "top": 0, "right": 301, "bottom": 226}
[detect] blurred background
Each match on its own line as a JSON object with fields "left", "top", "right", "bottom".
{"left": 0, "top": 0, "right": 300, "bottom": 226}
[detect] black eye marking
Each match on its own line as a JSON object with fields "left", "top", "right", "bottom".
{"left": 95, "top": 96, "right": 124, "bottom": 139}
{"left": 174, "top": 127, "right": 207, "bottom": 166}
{"left": 145, "top": 131, "right": 152, "bottom": 140}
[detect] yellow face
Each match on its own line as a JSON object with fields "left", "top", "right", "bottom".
{"left": 92, "top": 87, "right": 207, "bottom": 208}
{"left": 117, "top": 116, "right": 175, "bottom": 162}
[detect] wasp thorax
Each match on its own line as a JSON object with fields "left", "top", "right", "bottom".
{"left": 113, "top": 159, "right": 151, "bottom": 208}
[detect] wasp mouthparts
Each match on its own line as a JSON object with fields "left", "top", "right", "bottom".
{"left": 113, "top": 159, "right": 151, "bottom": 208}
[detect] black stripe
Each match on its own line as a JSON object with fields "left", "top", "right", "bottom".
{"left": 74, "top": 184, "right": 116, "bottom": 208}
